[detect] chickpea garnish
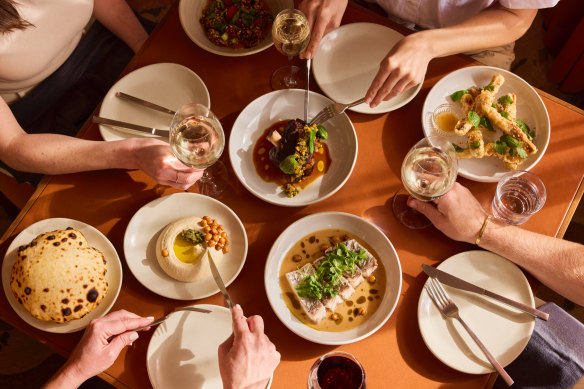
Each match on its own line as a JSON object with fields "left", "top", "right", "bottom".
{"left": 320, "top": 244, "right": 330, "bottom": 253}
{"left": 330, "top": 235, "right": 340, "bottom": 244}
{"left": 215, "top": 244, "right": 222, "bottom": 250}
{"left": 358, "top": 307, "right": 366, "bottom": 316}
{"left": 161, "top": 249, "right": 169, "bottom": 257}
{"left": 292, "top": 254, "right": 302, "bottom": 262}
{"left": 211, "top": 228, "right": 218, "bottom": 235}
{"left": 201, "top": 219, "right": 208, "bottom": 227}
{"left": 221, "top": 231, "right": 227, "bottom": 238}
{"left": 222, "top": 247, "right": 229, "bottom": 254}
{"left": 367, "top": 275, "right": 376, "bottom": 283}
{"left": 203, "top": 216, "right": 211, "bottom": 222}
{"left": 331, "top": 313, "right": 339, "bottom": 321}
{"left": 204, "top": 225, "right": 211, "bottom": 233}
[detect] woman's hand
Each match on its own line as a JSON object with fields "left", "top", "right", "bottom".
{"left": 298, "top": 0, "right": 348, "bottom": 60}
{"left": 128, "top": 138, "right": 204, "bottom": 190}
{"left": 365, "top": 33, "right": 431, "bottom": 108}
{"left": 218, "top": 305, "right": 281, "bottom": 389}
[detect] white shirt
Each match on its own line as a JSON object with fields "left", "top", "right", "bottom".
{"left": 371, "top": 0, "right": 559, "bottom": 29}
{"left": 0, "top": 0, "right": 94, "bottom": 99}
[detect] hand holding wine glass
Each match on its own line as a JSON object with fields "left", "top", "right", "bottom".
{"left": 169, "top": 103, "right": 227, "bottom": 197}
{"left": 392, "top": 136, "right": 458, "bottom": 229}
{"left": 271, "top": 9, "right": 311, "bottom": 90}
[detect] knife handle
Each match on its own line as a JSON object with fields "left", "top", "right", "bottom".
{"left": 484, "top": 290, "right": 549, "bottom": 320}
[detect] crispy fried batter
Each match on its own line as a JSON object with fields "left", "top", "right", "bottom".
{"left": 485, "top": 143, "right": 524, "bottom": 170}
{"left": 484, "top": 106, "right": 537, "bottom": 154}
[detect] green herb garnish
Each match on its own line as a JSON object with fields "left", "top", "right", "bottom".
{"left": 493, "top": 140, "right": 508, "bottom": 155}
{"left": 180, "top": 229, "right": 205, "bottom": 245}
{"left": 308, "top": 130, "right": 316, "bottom": 154}
{"left": 516, "top": 118, "right": 535, "bottom": 140}
{"left": 316, "top": 125, "right": 328, "bottom": 139}
{"left": 498, "top": 95, "right": 514, "bottom": 105}
{"left": 501, "top": 111, "right": 508, "bottom": 119}
{"left": 480, "top": 116, "right": 494, "bottom": 131}
{"left": 450, "top": 90, "right": 468, "bottom": 102}
{"left": 452, "top": 143, "right": 464, "bottom": 153}
{"left": 469, "top": 141, "right": 481, "bottom": 150}
{"left": 279, "top": 155, "right": 298, "bottom": 175}
{"left": 468, "top": 110, "right": 481, "bottom": 128}
{"left": 483, "top": 83, "right": 495, "bottom": 92}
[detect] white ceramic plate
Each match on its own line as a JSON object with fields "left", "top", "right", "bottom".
{"left": 313, "top": 22, "right": 422, "bottom": 114}
{"left": 418, "top": 250, "right": 535, "bottom": 374}
{"left": 123, "top": 193, "right": 247, "bottom": 300}
{"left": 421, "top": 66, "right": 550, "bottom": 182}
{"left": 229, "top": 89, "right": 357, "bottom": 207}
{"left": 265, "top": 212, "right": 402, "bottom": 345}
{"left": 98, "top": 63, "right": 210, "bottom": 141}
{"left": 1, "top": 218, "right": 122, "bottom": 333}
{"left": 179, "top": 0, "right": 293, "bottom": 57}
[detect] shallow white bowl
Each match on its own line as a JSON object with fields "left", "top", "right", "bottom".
{"left": 421, "top": 66, "right": 550, "bottom": 182}
{"left": 179, "top": 0, "right": 293, "bottom": 57}
{"left": 229, "top": 89, "right": 358, "bottom": 207}
{"left": 264, "top": 212, "right": 402, "bottom": 345}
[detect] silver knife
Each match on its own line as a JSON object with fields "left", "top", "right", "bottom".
{"left": 115, "top": 92, "right": 176, "bottom": 115}
{"left": 422, "top": 264, "right": 549, "bottom": 320}
{"left": 207, "top": 250, "right": 235, "bottom": 312}
{"left": 93, "top": 116, "right": 168, "bottom": 137}
{"left": 304, "top": 58, "right": 311, "bottom": 123}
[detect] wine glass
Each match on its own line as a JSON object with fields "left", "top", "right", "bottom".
{"left": 270, "top": 8, "right": 310, "bottom": 90}
{"left": 169, "top": 103, "right": 227, "bottom": 197}
{"left": 392, "top": 136, "right": 458, "bottom": 229}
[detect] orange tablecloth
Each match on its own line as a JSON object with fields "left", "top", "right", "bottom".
{"left": 1, "top": 3, "right": 584, "bottom": 389}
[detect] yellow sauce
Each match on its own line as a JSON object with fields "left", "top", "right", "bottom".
{"left": 278, "top": 229, "right": 386, "bottom": 332}
{"left": 435, "top": 111, "right": 459, "bottom": 133}
{"left": 173, "top": 235, "right": 201, "bottom": 264}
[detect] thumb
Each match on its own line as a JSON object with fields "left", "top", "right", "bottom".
{"left": 408, "top": 198, "right": 441, "bottom": 222}
{"left": 108, "top": 331, "right": 139, "bottom": 356}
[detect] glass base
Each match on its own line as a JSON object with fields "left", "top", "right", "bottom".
{"left": 271, "top": 65, "right": 306, "bottom": 90}
{"left": 196, "top": 161, "right": 228, "bottom": 198}
{"left": 392, "top": 188, "right": 432, "bottom": 229}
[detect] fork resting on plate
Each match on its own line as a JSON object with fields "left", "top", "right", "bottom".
{"left": 426, "top": 277, "right": 514, "bottom": 386}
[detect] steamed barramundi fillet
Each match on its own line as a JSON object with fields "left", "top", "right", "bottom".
{"left": 285, "top": 263, "right": 326, "bottom": 324}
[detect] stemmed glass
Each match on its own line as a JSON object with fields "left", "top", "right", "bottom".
{"left": 270, "top": 8, "right": 310, "bottom": 90}
{"left": 169, "top": 103, "right": 227, "bottom": 197}
{"left": 392, "top": 136, "right": 458, "bottom": 229}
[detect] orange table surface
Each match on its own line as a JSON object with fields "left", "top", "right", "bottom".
{"left": 1, "top": 3, "right": 584, "bottom": 389}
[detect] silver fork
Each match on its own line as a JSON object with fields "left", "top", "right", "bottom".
{"left": 309, "top": 97, "right": 366, "bottom": 127}
{"left": 426, "top": 278, "right": 514, "bottom": 386}
{"left": 108, "top": 306, "right": 211, "bottom": 342}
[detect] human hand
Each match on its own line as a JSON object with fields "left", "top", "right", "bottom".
{"left": 298, "top": 0, "right": 348, "bottom": 59}
{"left": 129, "top": 138, "right": 204, "bottom": 190}
{"left": 365, "top": 33, "right": 431, "bottom": 108}
{"left": 53, "top": 310, "right": 154, "bottom": 388}
{"left": 218, "top": 305, "right": 280, "bottom": 389}
{"left": 407, "top": 182, "right": 487, "bottom": 244}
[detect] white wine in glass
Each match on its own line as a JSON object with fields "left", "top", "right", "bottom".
{"left": 393, "top": 136, "right": 458, "bottom": 229}
{"left": 271, "top": 9, "right": 310, "bottom": 90}
{"left": 170, "top": 103, "right": 227, "bottom": 197}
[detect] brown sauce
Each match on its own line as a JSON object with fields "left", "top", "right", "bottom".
{"left": 279, "top": 229, "right": 386, "bottom": 332}
{"left": 435, "top": 111, "right": 459, "bottom": 133}
{"left": 252, "top": 120, "right": 332, "bottom": 190}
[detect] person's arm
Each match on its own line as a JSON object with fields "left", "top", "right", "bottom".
{"left": 92, "top": 0, "right": 149, "bottom": 53}
{"left": 43, "top": 310, "right": 154, "bottom": 389}
{"left": 218, "top": 305, "right": 281, "bottom": 389}
{"left": 409, "top": 182, "right": 584, "bottom": 306}
{"left": 0, "top": 99, "right": 203, "bottom": 189}
{"left": 298, "top": 0, "right": 348, "bottom": 59}
{"left": 365, "top": 4, "right": 537, "bottom": 107}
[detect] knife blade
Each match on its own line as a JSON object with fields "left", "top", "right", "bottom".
{"left": 93, "top": 116, "right": 168, "bottom": 137}
{"left": 115, "top": 92, "right": 176, "bottom": 115}
{"left": 422, "top": 264, "right": 549, "bottom": 320}
{"left": 207, "top": 250, "right": 234, "bottom": 312}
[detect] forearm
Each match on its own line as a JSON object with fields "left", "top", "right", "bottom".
{"left": 93, "top": 0, "right": 148, "bottom": 52}
{"left": 479, "top": 220, "right": 584, "bottom": 306}
{"left": 412, "top": 6, "right": 537, "bottom": 59}
{"left": 42, "top": 362, "right": 86, "bottom": 389}
{"left": 2, "top": 134, "right": 137, "bottom": 175}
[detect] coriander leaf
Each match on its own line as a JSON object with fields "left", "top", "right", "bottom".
{"left": 450, "top": 90, "right": 468, "bottom": 102}
{"left": 497, "top": 95, "right": 514, "bottom": 105}
{"left": 516, "top": 118, "right": 534, "bottom": 141}
{"left": 468, "top": 110, "right": 481, "bottom": 128}
{"left": 483, "top": 83, "right": 495, "bottom": 92}
{"left": 501, "top": 111, "right": 508, "bottom": 119}
{"left": 469, "top": 141, "right": 481, "bottom": 150}
{"left": 516, "top": 147, "right": 528, "bottom": 159}
{"left": 452, "top": 143, "right": 464, "bottom": 152}
{"left": 493, "top": 140, "right": 508, "bottom": 155}
{"left": 480, "top": 116, "right": 494, "bottom": 131}
{"left": 502, "top": 134, "right": 521, "bottom": 148}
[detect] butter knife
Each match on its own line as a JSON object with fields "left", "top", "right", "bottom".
{"left": 115, "top": 92, "right": 176, "bottom": 115}
{"left": 208, "top": 250, "right": 234, "bottom": 312}
{"left": 93, "top": 116, "right": 168, "bottom": 137}
{"left": 422, "top": 264, "right": 549, "bottom": 320}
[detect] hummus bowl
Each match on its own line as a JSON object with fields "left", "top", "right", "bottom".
{"left": 124, "top": 193, "right": 247, "bottom": 300}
